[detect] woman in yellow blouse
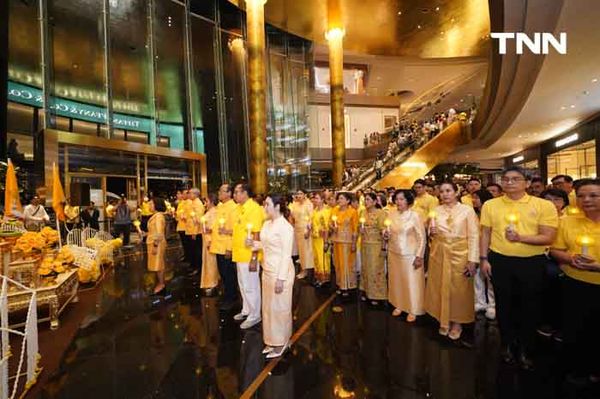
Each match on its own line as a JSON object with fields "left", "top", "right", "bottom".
{"left": 385, "top": 189, "right": 426, "bottom": 322}
{"left": 425, "top": 182, "right": 479, "bottom": 340}
{"left": 310, "top": 191, "right": 331, "bottom": 286}
{"left": 359, "top": 193, "right": 387, "bottom": 304}
{"left": 330, "top": 192, "right": 358, "bottom": 296}
{"left": 550, "top": 178, "right": 600, "bottom": 382}
{"left": 200, "top": 193, "right": 219, "bottom": 293}
{"left": 289, "top": 190, "right": 314, "bottom": 279}
{"left": 147, "top": 197, "right": 168, "bottom": 294}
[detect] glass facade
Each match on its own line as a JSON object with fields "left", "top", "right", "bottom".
{"left": 6, "top": 0, "right": 313, "bottom": 192}
{"left": 547, "top": 139, "right": 597, "bottom": 180}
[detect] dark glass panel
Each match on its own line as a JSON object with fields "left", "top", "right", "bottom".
{"left": 190, "top": 0, "right": 215, "bottom": 21}
{"left": 48, "top": 0, "right": 108, "bottom": 133}
{"left": 154, "top": 0, "right": 187, "bottom": 150}
{"left": 218, "top": 0, "right": 242, "bottom": 34}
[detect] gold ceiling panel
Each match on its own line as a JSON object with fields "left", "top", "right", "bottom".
{"left": 240, "top": 0, "right": 490, "bottom": 58}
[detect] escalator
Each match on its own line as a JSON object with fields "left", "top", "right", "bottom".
{"left": 345, "top": 121, "right": 467, "bottom": 191}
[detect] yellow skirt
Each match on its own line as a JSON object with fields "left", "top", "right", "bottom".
{"left": 147, "top": 241, "right": 166, "bottom": 272}
{"left": 262, "top": 269, "right": 294, "bottom": 347}
{"left": 360, "top": 242, "right": 387, "bottom": 300}
{"left": 388, "top": 252, "right": 425, "bottom": 314}
{"left": 295, "top": 230, "right": 314, "bottom": 271}
{"left": 425, "top": 237, "right": 475, "bottom": 328}
{"left": 312, "top": 237, "right": 331, "bottom": 282}
{"left": 333, "top": 243, "right": 356, "bottom": 290}
{"left": 201, "top": 237, "right": 219, "bottom": 289}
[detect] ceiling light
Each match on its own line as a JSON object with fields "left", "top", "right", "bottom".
{"left": 570, "top": 104, "right": 575, "bottom": 108}
{"left": 512, "top": 155, "right": 524, "bottom": 163}
{"left": 435, "top": 6, "right": 440, "bottom": 11}
{"left": 555, "top": 133, "right": 578, "bottom": 148}
{"left": 561, "top": 106, "right": 566, "bottom": 110}
{"left": 397, "top": 11, "right": 402, "bottom": 15}
{"left": 592, "top": 78, "right": 598, "bottom": 83}
{"left": 417, "top": 25, "right": 422, "bottom": 29}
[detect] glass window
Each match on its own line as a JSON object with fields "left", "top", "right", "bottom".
{"left": 154, "top": 0, "right": 188, "bottom": 151}
{"left": 109, "top": 0, "right": 155, "bottom": 142}
{"left": 190, "top": 0, "right": 215, "bottom": 21}
{"left": 48, "top": 0, "right": 108, "bottom": 134}
{"left": 313, "top": 65, "right": 368, "bottom": 95}
{"left": 221, "top": 31, "right": 248, "bottom": 181}
{"left": 547, "top": 140, "right": 597, "bottom": 180}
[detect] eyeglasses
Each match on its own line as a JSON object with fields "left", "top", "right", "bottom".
{"left": 501, "top": 177, "right": 526, "bottom": 183}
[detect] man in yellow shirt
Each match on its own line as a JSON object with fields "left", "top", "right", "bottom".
{"left": 412, "top": 179, "right": 439, "bottom": 223}
{"left": 549, "top": 178, "right": 600, "bottom": 382}
{"left": 480, "top": 167, "right": 558, "bottom": 370}
{"left": 175, "top": 190, "right": 190, "bottom": 263}
{"left": 186, "top": 188, "right": 205, "bottom": 277}
{"left": 460, "top": 178, "right": 481, "bottom": 207}
{"left": 231, "top": 182, "right": 264, "bottom": 329}
{"left": 140, "top": 194, "right": 155, "bottom": 240}
{"left": 209, "top": 183, "right": 239, "bottom": 310}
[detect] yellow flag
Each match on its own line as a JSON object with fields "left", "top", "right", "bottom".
{"left": 52, "top": 163, "right": 66, "bottom": 221}
{"left": 4, "top": 159, "right": 22, "bottom": 216}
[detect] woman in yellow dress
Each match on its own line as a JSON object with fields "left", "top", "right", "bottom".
{"left": 310, "top": 191, "right": 331, "bottom": 286}
{"left": 200, "top": 193, "right": 219, "bottom": 294}
{"left": 425, "top": 182, "right": 479, "bottom": 340}
{"left": 330, "top": 192, "right": 358, "bottom": 296}
{"left": 385, "top": 189, "right": 426, "bottom": 322}
{"left": 289, "top": 190, "right": 314, "bottom": 279}
{"left": 147, "top": 197, "right": 167, "bottom": 294}
{"left": 359, "top": 192, "right": 387, "bottom": 304}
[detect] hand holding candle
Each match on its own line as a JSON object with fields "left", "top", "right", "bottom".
{"left": 384, "top": 218, "right": 392, "bottom": 233}
{"left": 359, "top": 217, "right": 366, "bottom": 229}
{"left": 331, "top": 215, "right": 338, "bottom": 229}
{"left": 577, "top": 235, "right": 595, "bottom": 256}
{"left": 246, "top": 223, "right": 253, "bottom": 240}
{"left": 505, "top": 213, "right": 519, "bottom": 232}
{"left": 428, "top": 210, "right": 437, "bottom": 228}
{"left": 200, "top": 216, "right": 207, "bottom": 233}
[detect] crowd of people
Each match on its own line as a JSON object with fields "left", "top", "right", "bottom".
{"left": 135, "top": 169, "right": 598, "bottom": 386}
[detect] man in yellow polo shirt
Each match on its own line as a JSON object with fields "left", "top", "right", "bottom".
{"left": 412, "top": 179, "right": 439, "bottom": 223}
{"left": 209, "top": 183, "right": 239, "bottom": 311}
{"left": 231, "top": 182, "right": 264, "bottom": 329}
{"left": 480, "top": 166, "right": 558, "bottom": 370}
{"left": 461, "top": 177, "right": 481, "bottom": 207}
{"left": 186, "top": 188, "right": 205, "bottom": 277}
{"left": 175, "top": 190, "right": 190, "bottom": 263}
{"left": 549, "top": 178, "right": 600, "bottom": 382}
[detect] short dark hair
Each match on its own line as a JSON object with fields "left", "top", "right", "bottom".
{"left": 413, "top": 179, "right": 426, "bottom": 186}
{"left": 364, "top": 192, "right": 381, "bottom": 209}
{"left": 551, "top": 174, "right": 574, "bottom": 183}
{"left": 574, "top": 178, "right": 600, "bottom": 193}
{"left": 235, "top": 182, "right": 254, "bottom": 198}
{"left": 439, "top": 181, "right": 459, "bottom": 192}
{"left": 468, "top": 177, "right": 481, "bottom": 184}
{"left": 220, "top": 183, "right": 233, "bottom": 196}
{"left": 502, "top": 166, "right": 531, "bottom": 180}
{"left": 267, "top": 193, "right": 290, "bottom": 218}
{"left": 207, "top": 192, "right": 218, "bottom": 206}
{"left": 486, "top": 183, "right": 502, "bottom": 192}
{"left": 531, "top": 177, "right": 544, "bottom": 184}
{"left": 472, "top": 189, "right": 493, "bottom": 205}
{"left": 541, "top": 188, "right": 569, "bottom": 208}
{"left": 393, "top": 189, "right": 415, "bottom": 206}
{"left": 152, "top": 197, "right": 167, "bottom": 212}
{"left": 336, "top": 192, "right": 354, "bottom": 203}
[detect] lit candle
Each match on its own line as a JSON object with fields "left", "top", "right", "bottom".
{"left": 133, "top": 220, "right": 141, "bottom": 228}
{"left": 428, "top": 210, "right": 437, "bottom": 229}
{"left": 200, "top": 216, "right": 207, "bottom": 233}
{"left": 331, "top": 215, "right": 338, "bottom": 229}
{"left": 505, "top": 213, "right": 519, "bottom": 231}
{"left": 246, "top": 223, "right": 253, "bottom": 239}
{"left": 219, "top": 218, "right": 225, "bottom": 228}
{"left": 359, "top": 217, "right": 366, "bottom": 230}
{"left": 384, "top": 218, "right": 392, "bottom": 233}
{"left": 578, "top": 235, "right": 594, "bottom": 256}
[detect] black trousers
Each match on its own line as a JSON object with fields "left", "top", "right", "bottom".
{"left": 541, "top": 259, "right": 562, "bottom": 330}
{"left": 217, "top": 254, "right": 238, "bottom": 304}
{"left": 178, "top": 231, "right": 189, "bottom": 263}
{"left": 114, "top": 223, "right": 131, "bottom": 246}
{"left": 562, "top": 275, "right": 600, "bottom": 376}
{"left": 489, "top": 251, "right": 545, "bottom": 352}
{"left": 187, "top": 234, "right": 203, "bottom": 270}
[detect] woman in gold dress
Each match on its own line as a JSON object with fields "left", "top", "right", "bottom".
{"left": 201, "top": 193, "right": 219, "bottom": 294}
{"left": 330, "top": 192, "right": 358, "bottom": 296}
{"left": 310, "top": 191, "right": 331, "bottom": 286}
{"left": 385, "top": 190, "right": 426, "bottom": 321}
{"left": 359, "top": 192, "right": 387, "bottom": 304}
{"left": 147, "top": 197, "right": 167, "bottom": 294}
{"left": 289, "top": 190, "right": 314, "bottom": 279}
{"left": 425, "top": 182, "right": 479, "bottom": 340}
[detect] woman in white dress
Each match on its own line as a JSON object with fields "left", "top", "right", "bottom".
{"left": 247, "top": 194, "right": 295, "bottom": 358}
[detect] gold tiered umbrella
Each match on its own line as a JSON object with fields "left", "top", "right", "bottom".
{"left": 4, "top": 159, "right": 22, "bottom": 217}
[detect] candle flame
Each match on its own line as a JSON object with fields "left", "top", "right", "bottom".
{"left": 219, "top": 218, "right": 225, "bottom": 225}
{"left": 384, "top": 219, "right": 392, "bottom": 227}
{"left": 505, "top": 213, "right": 519, "bottom": 223}
{"left": 331, "top": 215, "right": 338, "bottom": 222}
{"left": 577, "top": 235, "right": 595, "bottom": 246}
{"left": 359, "top": 217, "right": 366, "bottom": 224}
{"left": 246, "top": 223, "right": 253, "bottom": 230}
{"left": 428, "top": 211, "right": 437, "bottom": 219}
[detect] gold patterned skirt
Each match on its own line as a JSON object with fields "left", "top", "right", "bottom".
{"left": 360, "top": 242, "right": 387, "bottom": 300}
{"left": 333, "top": 242, "right": 357, "bottom": 290}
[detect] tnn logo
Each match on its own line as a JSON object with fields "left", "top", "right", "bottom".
{"left": 490, "top": 32, "right": 567, "bottom": 54}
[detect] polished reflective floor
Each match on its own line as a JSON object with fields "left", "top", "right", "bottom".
{"left": 37, "top": 248, "right": 598, "bottom": 399}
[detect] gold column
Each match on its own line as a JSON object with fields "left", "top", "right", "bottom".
{"left": 327, "top": 0, "right": 345, "bottom": 188}
{"left": 246, "top": 0, "right": 268, "bottom": 194}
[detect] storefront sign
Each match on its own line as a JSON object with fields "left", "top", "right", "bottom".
{"left": 555, "top": 133, "right": 579, "bottom": 148}
{"left": 8, "top": 81, "right": 152, "bottom": 132}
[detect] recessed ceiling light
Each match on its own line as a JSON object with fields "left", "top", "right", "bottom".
{"left": 570, "top": 104, "right": 575, "bottom": 108}
{"left": 561, "top": 106, "right": 566, "bottom": 110}
{"left": 592, "top": 78, "right": 598, "bottom": 83}
{"left": 435, "top": 6, "right": 440, "bottom": 11}
{"left": 397, "top": 11, "right": 402, "bottom": 15}
{"left": 417, "top": 24, "right": 422, "bottom": 29}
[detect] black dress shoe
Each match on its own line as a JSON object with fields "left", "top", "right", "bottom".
{"left": 519, "top": 352, "right": 534, "bottom": 371}
{"left": 500, "top": 345, "right": 517, "bottom": 365}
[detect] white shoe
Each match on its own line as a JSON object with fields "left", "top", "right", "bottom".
{"left": 233, "top": 312, "right": 248, "bottom": 321}
{"left": 266, "top": 344, "right": 288, "bottom": 359}
{"left": 262, "top": 346, "right": 273, "bottom": 355}
{"left": 240, "top": 318, "right": 261, "bottom": 329}
{"left": 485, "top": 307, "right": 496, "bottom": 320}
{"left": 296, "top": 271, "right": 307, "bottom": 279}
